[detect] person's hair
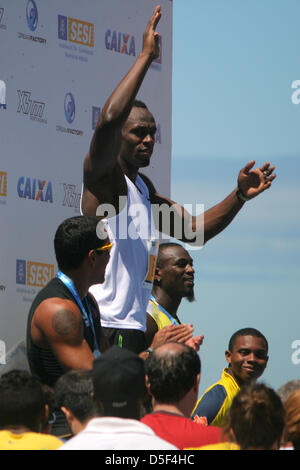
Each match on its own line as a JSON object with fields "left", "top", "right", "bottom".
{"left": 145, "top": 343, "right": 201, "bottom": 404}
{"left": 277, "top": 379, "right": 300, "bottom": 403}
{"left": 155, "top": 242, "right": 183, "bottom": 269}
{"left": 54, "top": 215, "right": 105, "bottom": 271}
{"left": 227, "top": 382, "right": 285, "bottom": 450}
{"left": 0, "top": 370, "right": 46, "bottom": 432}
{"left": 284, "top": 388, "right": 300, "bottom": 450}
{"left": 132, "top": 99, "right": 148, "bottom": 110}
{"left": 228, "top": 327, "right": 268, "bottom": 352}
{"left": 54, "top": 370, "right": 100, "bottom": 424}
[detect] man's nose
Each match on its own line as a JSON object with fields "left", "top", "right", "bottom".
{"left": 143, "top": 133, "right": 154, "bottom": 143}
{"left": 186, "top": 263, "right": 195, "bottom": 274}
{"left": 246, "top": 352, "right": 257, "bottom": 362}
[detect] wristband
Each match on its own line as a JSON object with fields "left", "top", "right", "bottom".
{"left": 146, "top": 347, "right": 153, "bottom": 356}
{"left": 236, "top": 187, "right": 250, "bottom": 202}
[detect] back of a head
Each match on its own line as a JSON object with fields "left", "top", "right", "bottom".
{"left": 277, "top": 379, "right": 300, "bottom": 403}
{"left": 284, "top": 388, "right": 300, "bottom": 450}
{"left": 54, "top": 215, "right": 106, "bottom": 271}
{"left": 145, "top": 343, "right": 201, "bottom": 404}
{"left": 54, "top": 370, "right": 100, "bottom": 425}
{"left": 132, "top": 99, "right": 148, "bottom": 110}
{"left": 0, "top": 370, "right": 46, "bottom": 433}
{"left": 228, "top": 382, "right": 285, "bottom": 450}
{"left": 92, "top": 346, "right": 146, "bottom": 419}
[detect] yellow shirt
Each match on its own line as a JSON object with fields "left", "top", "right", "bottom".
{"left": 191, "top": 368, "right": 240, "bottom": 428}
{"left": 0, "top": 430, "right": 63, "bottom": 450}
{"left": 185, "top": 442, "right": 240, "bottom": 451}
{"left": 147, "top": 298, "right": 179, "bottom": 330}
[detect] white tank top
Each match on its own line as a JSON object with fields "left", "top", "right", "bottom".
{"left": 88, "top": 175, "right": 158, "bottom": 331}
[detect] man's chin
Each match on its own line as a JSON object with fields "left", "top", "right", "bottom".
{"left": 186, "top": 291, "right": 195, "bottom": 303}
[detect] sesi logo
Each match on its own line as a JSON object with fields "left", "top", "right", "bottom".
{"left": 58, "top": 15, "right": 94, "bottom": 48}
{"left": 16, "top": 259, "right": 54, "bottom": 288}
{"left": 105, "top": 29, "right": 136, "bottom": 56}
{"left": 17, "top": 177, "right": 53, "bottom": 203}
{"left": 0, "top": 171, "right": 7, "bottom": 197}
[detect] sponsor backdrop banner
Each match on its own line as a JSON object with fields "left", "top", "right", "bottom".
{"left": 0, "top": 0, "right": 173, "bottom": 355}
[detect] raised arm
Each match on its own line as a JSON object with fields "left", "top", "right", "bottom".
{"left": 141, "top": 160, "right": 276, "bottom": 246}
{"left": 85, "top": 6, "right": 161, "bottom": 182}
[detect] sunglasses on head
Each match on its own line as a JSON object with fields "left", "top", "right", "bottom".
{"left": 93, "top": 241, "right": 113, "bottom": 255}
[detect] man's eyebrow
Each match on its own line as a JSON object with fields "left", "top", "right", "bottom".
{"left": 176, "top": 257, "right": 193, "bottom": 264}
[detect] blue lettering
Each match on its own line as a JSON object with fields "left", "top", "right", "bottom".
{"left": 128, "top": 36, "right": 135, "bottom": 56}
{"left": 17, "top": 177, "right": 24, "bottom": 198}
{"left": 110, "top": 30, "right": 117, "bottom": 51}
{"left": 155, "top": 123, "right": 161, "bottom": 144}
{"left": 24, "top": 178, "right": 32, "bottom": 199}
{"left": 44, "top": 182, "right": 53, "bottom": 203}
{"left": 105, "top": 29, "right": 111, "bottom": 50}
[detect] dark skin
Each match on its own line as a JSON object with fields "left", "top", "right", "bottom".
{"left": 145, "top": 245, "right": 203, "bottom": 350}
{"left": 30, "top": 246, "right": 111, "bottom": 371}
{"left": 82, "top": 5, "right": 276, "bottom": 245}
{"left": 225, "top": 335, "right": 269, "bottom": 387}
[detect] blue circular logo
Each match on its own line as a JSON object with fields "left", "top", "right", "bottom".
{"left": 64, "top": 93, "right": 76, "bottom": 124}
{"left": 26, "top": 0, "right": 38, "bottom": 32}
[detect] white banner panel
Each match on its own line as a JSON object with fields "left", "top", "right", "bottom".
{"left": 0, "top": 0, "right": 173, "bottom": 357}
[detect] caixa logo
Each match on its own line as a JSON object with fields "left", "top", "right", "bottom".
{"left": 26, "top": 0, "right": 38, "bottom": 32}
{"left": 17, "top": 177, "right": 53, "bottom": 203}
{"left": 16, "top": 259, "right": 54, "bottom": 288}
{"left": 64, "top": 92, "right": 75, "bottom": 124}
{"left": 105, "top": 30, "right": 136, "bottom": 56}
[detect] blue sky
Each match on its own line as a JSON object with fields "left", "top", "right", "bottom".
{"left": 170, "top": 0, "right": 300, "bottom": 393}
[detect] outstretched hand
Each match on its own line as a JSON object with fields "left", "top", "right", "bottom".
{"left": 185, "top": 334, "right": 204, "bottom": 352}
{"left": 150, "top": 323, "right": 193, "bottom": 349}
{"left": 142, "top": 5, "right": 161, "bottom": 60}
{"left": 237, "top": 160, "right": 276, "bottom": 200}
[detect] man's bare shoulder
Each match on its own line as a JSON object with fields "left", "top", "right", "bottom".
{"left": 82, "top": 159, "right": 128, "bottom": 215}
{"left": 33, "top": 298, "right": 81, "bottom": 332}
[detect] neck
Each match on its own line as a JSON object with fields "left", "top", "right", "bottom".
{"left": 61, "top": 269, "right": 89, "bottom": 299}
{"left": 153, "top": 403, "right": 185, "bottom": 417}
{"left": 4, "top": 425, "right": 37, "bottom": 434}
{"left": 152, "top": 288, "right": 181, "bottom": 319}
{"left": 226, "top": 366, "right": 244, "bottom": 388}
{"left": 118, "top": 156, "right": 139, "bottom": 183}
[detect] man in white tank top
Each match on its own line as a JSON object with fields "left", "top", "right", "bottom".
{"left": 81, "top": 6, "right": 276, "bottom": 353}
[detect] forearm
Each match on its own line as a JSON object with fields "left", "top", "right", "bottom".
{"left": 200, "top": 189, "right": 244, "bottom": 244}
{"left": 101, "top": 52, "right": 153, "bottom": 125}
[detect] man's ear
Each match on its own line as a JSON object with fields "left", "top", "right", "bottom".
{"left": 61, "top": 406, "right": 73, "bottom": 425}
{"left": 194, "top": 373, "right": 200, "bottom": 394}
{"left": 88, "top": 249, "right": 97, "bottom": 264}
{"left": 145, "top": 374, "right": 153, "bottom": 396}
{"left": 153, "top": 267, "right": 161, "bottom": 286}
{"left": 225, "top": 350, "right": 232, "bottom": 366}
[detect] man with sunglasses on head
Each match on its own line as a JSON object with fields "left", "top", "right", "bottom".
{"left": 26, "top": 215, "right": 111, "bottom": 438}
